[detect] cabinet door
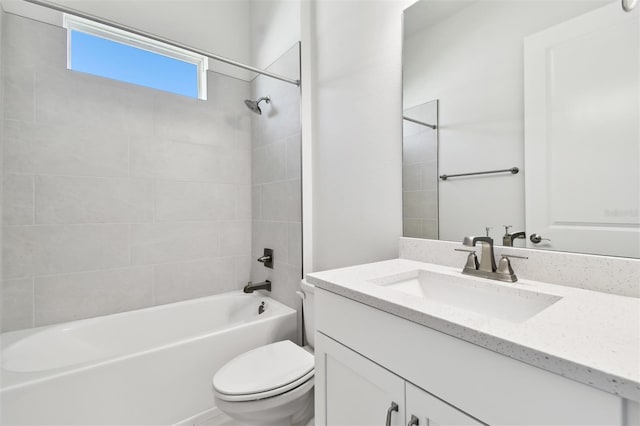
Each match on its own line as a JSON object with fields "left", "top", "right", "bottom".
{"left": 315, "top": 332, "right": 405, "bottom": 426}
{"left": 406, "top": 382, "right": 485, "bottom": 426}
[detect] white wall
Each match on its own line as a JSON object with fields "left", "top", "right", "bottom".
{"left": 310, "top": 0, "right": 411, "bottom": 271}
{"left": 0, "top": 4, "right": 5, "bottom": 333}
{"left": 403, "top": 0, "right": 606, "bottom": 244}
{"left": 251, "top": 0, "right": 300, "bottom": 70}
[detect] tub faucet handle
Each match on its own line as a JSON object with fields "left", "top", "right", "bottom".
{"left": 257, "top": 248, "right": 274, "bottom": 269}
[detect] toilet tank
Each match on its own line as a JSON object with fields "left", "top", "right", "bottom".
{"left": 300, "top": 280, "right": 315, "bottom": 348}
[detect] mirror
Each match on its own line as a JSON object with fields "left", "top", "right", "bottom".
{"left": 402, "top": 0, "right": 640, "bottom": 258}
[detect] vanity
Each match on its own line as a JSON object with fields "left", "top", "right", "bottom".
{"left": 307, "top": 239, "right": 640, "bottom": 426}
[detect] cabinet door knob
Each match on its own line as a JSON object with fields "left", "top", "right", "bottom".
{"left": 408, "top": 414, "right": 420, "bottom": 426}
{"left": 385, "top": 401, "right": 399, "bottom": 426}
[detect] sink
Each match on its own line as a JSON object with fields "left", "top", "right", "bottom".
{"left": 369, "top": 269, "right": 562, "bottom": 323}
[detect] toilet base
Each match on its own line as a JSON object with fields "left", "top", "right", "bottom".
{"left": 215, "top": 378, "right": 314, "bottom": 426}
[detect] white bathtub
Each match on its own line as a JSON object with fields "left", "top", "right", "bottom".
{"left": 0, "top": 292, "right": 297, "bottom": 425}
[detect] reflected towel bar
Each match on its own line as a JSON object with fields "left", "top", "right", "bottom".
{"left": 403, "top": 116, "right": 437, "bottom": 130}
{"left": 440, "top": 167, "right": 519, "bottom": 181}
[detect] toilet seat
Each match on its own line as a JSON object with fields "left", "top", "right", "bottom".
{"left": 215, "top": 370, "right": 314, "bottom": 402}
{"left": 213, "top": 340, "right": 314, "bottom": 402}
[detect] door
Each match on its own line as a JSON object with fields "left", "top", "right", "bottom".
{"left": 405, "top": 382, "right": 485, "bottom": 426}
{"left": 314, "top": 333, "right": 405, "bottom": 426}
{"left": 524, "top": 3, "right": 640, "bottom": 257}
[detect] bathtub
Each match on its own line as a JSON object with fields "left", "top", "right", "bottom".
{"left": 0, "top": 292, "right": 297, "bottom": 425}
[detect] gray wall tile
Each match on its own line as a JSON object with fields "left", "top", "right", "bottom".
{"left": 3, "top": 224, "right": 130, "bottom": 279}
{"left": 3, "top": 14, "right": 66, "bottom": 69}
{"left": 287, "top": 222, "right": 302, "bottom": 269}
{"left": 252, "top": 186, "right": 262, "bottom": 220}
{"left": 154, "top": 258, "right": 236, "bottom": 305}
{"left": 130, "top": 222, "right": 221, "bottom": 265}
{"left": 34, "top": 267, "right": 154, "bottom": 326}
{"left": 220, "top": 220, "right": 252, "bottom": 256}
{"left": 261, "top": 179, "right": 301, "bottom": 222}
{"left": 154, "top": 93, "right": 243, "bottom": 147}
{"left": 285, "top": 133, "right": 302, "bottom": 180}
{"left": 3, "top": 66, "right": 35, "bottom": 121}
{"left": 252, "top": 141, "right": 286, "bottom": 183}
{"left": 3, "top": 174, "right": 34, "bottom": 225}
{"left": 3, "top": 121, "right": 130, "bottom": 177}
{"left": 1, "top": 278, "right": 34, "bottom": 332}
{"left": 236, "top": 184, "right": 252, "bottom": 220}
{"left": 156, "top": 181, "right": 236, "bottom": 221}
{"left": 233, "top": 256, "right": 252, "bottom": 288}
{"left": 35, "top": 176, "right": 153, "bottom": 224}
{"left": 130, "top": 136, "right": 245, "bottom": 183}
{"left": 272, "top": 262, "right": 302, "bottom": 310}
{"left": 36, "top": 67, "right": 142, "bottom": 132}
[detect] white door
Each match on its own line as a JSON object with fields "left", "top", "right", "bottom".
{"left": 314, "top": 333, "right": 405, "bottom": 426}
{"left": 524, "top": 3, "right": 640, "bottom": 257}
{"left": 405, "top": 382, "right": 484, "bottom": 426}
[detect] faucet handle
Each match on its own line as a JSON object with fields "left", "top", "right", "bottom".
{"left": 455, "top": 249, "right": 479, "bottom": 270}
{"left": 500, "top": 254, "right": 528, "bottom": 260}
{"left": 497, "top": 256, "right": 515, "bottom": 277}
{"left": 503, "top": 225, "right": 512, "bottom": 234}
{"left": 485, "top": 226, "right": 492, "bottom": 237}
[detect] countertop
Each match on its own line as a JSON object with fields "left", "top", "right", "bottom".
{"left": 306, "top": 259, "right": 640, "bottom": 401}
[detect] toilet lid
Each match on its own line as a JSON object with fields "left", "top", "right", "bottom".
{"left": 213, "top": 341, "right": 314, "bottom": 397}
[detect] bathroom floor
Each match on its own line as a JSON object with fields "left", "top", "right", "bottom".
{"left": 195, "top": 411, "right": 243, "bottom": 426}
{"left": 196, "top": 411, "right": 314, "bottom": 426}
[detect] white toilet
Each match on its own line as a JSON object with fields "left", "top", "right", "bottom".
{"left": 212, "top": 280, "right": 315, "bottom": 426}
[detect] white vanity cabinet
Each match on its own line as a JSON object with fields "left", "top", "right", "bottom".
{"left": 405, "top": 382, "right": 483, "bottom": 426}
{"left": 316, "top": 333, "right": 405, "bottom": 426}
{"left": 315, "top": 332, "right": 483, "bottom": 426}
{"left": 314, "top": 287, "right": 638, "bottom": 426}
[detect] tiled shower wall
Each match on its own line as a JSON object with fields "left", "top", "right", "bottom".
{"left": 1, "top": 14, "right": 254, "bottom": 331}
{"left": 402, "top": 102, "right": 439, "bottom": 240}
{"left": 250, "top": 44, "right": 302, "bottom": 310}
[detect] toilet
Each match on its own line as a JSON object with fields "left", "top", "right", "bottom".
{"left": 212, "top": 280, "right": 316, "bottom": 426}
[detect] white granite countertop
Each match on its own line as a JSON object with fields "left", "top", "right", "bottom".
{"left": 306, "top": 259, "right": 640, "bottom": 401}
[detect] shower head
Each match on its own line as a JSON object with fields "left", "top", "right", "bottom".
{"left": 244, "top": 96, "right": 270, "bottom": 115}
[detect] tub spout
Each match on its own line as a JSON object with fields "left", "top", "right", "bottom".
{"left": 244, "top": 280, "right": 271, "bottom": 293}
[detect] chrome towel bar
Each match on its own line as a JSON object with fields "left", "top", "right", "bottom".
{"left": 440, "top": 167, "right": 519, "bottom": 181}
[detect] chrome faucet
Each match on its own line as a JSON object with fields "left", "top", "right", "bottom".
{"left": 243, "top": 280, "right": 272, "bottom": 293}
{"left": 457, "top": 235, "right": 528, "bottom": 283}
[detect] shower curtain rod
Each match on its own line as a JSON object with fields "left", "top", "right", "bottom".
{"left": 23, "top": 0, "right": 301, "bottom": 87}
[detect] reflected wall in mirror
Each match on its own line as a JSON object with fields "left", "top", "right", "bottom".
{"left": 402, "top": 0, "right": 640, "bottom": 258}
{"left": 403, "top": 100, "right": 439, "bottom": 239}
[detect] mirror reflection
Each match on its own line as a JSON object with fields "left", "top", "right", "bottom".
{"left": 402, "top": 0, "right": 640, "bottom": 258}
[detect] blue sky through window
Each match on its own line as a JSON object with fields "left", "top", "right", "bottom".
{"left": 70, "top": 30, "right": 199, "bottom": 98}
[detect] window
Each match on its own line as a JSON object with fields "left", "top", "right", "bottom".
{"left": 63, "top": 15, "right": 209, "bottom": 100}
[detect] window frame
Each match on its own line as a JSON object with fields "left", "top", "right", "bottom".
{"left": 63, "top": 14, "right": 209, "bottom": 100}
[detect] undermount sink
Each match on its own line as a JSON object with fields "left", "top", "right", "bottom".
{"left": 369, "top": 269, "right": 562, "bottom": 323}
